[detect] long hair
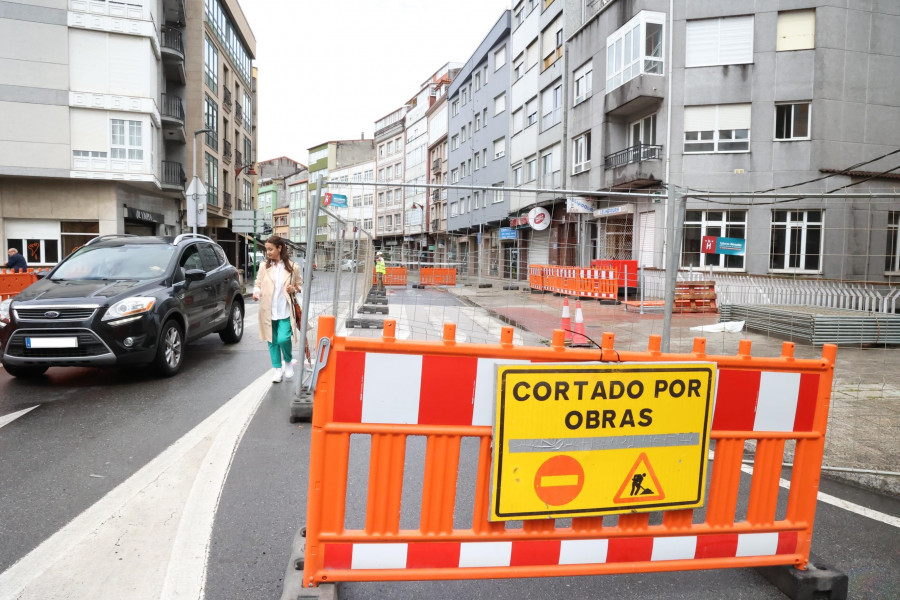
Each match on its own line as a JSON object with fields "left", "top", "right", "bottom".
{"left": 264, "top": 235, "right": 293, "bottom": 273}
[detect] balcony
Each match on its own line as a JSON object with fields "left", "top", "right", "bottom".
{"left": 160, "top": 93, "right": 185, "bottom": 142}
{"left": 235, "top": 149, "right": 243, "bottom": 167}
{"left": 223, "top": 192, "right": 232, "bottom": 214}
{"left": 160, "top": 26, "right": 185, "bottom": 84}
{"left": 432, "top": 158, "right": 441, "bottom": 172}
{"left": 235, "top": 102, "right": 243, "bottom": 125}
{"left": 603, "top": 143, "right": 663, "bottom": 189}
{"left": 223, "top": 139, "right": 232, "bottom": 164}
{"left": 162, "top": 0, "right": 186, "bottom": 27}
{"left": 223, "top": 87, "right": 232, "bottom": 113}
{"left": 431, "top": 189, "right": 440, "bottom": 201}
{"left": 205, "top": 130, "right": 218, "bottom": 152}
{"left": 161, "top": 160, "right": 186, "bottom": 191}
{"left": 605, "top": 74, "right": 664, "bottom": 118}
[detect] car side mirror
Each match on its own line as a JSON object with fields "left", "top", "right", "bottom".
{"left": 184, "top": 269, "right": 206, "bottom": 282}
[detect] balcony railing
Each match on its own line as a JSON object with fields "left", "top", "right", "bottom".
{"left": 161, "top": 161, "right": 185, "bottom": 187}
{"left": 223, "top": 87, "right": 232, "bottom": 112}
{"left": 205, "top": 130, "right": 218, "bottom": 151}
{"left": 160, "top": 26, "right": 184, "bottom": 56}
{"left": 235, "top": 102, "right": 243, "bottom": 125}
{"left": 235, "top": 149, "right": 243, "bottom": 167}
{"left": 160, "top": 93, "right": 184, "bottom": 122}
{"left": 431, "top": 189, "right": 440, "bottom": 201}
{"left": 223, "top": 139, "right": 232, "bottom": 163}
{"left": 223, "top": 192, "right": 232, "bottom": 213}
{"left": 604, "top": 143, "right": 662, "bottom": 169}
{"left": 432, "top": 158, "right": 441, "bottom": 172}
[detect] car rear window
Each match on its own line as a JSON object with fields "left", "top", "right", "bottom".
{"left": 51, "top": 244, "right": 176, "bottom": 281}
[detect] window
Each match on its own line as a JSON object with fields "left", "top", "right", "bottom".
{"left": 60, "top": 221, "right": 99, "bottom": 258}
{"left": 205, "top": 152, "right": 219, "bottom": 206}
{"left": 460, "top": 125, "right": 467, "bottom": 143}
{"left": 451, "top": 100, "right": 459, "bottom": 116}
{"left": 526, "top": 41, "right": 539, "bottom": 69}
{"left": 474, "top": 71, "right": 481, "bottom": 90}
{"left": 770, "top": 210, "right": 823, "bottom": 272}
{"left": 513, "top": 56, "right": 524, "bottom": 80}
{"left": 474, "top": 153, "right": 481, "bottom": 170}
{"left": 574, "top": 61, "right": 592, "bottom": 105}
{"left": 450, "top": 202, "right": 458, "bottom": 217}
{"left": 495, "top": 45, "right": 507, "bottom": 70}
{"left": 473, "top": 191, "right": 481, "bottom": 209}
{"left": 777, "top": 10, "right": 815, "bottom": 51}
{"left": 494, "top": 93, "right": 506, "bottom": 115}
{"left": 379, "top": 144, "right": 385, "bottom": 158}
{"left": 243, "top": 91, "right": 252, "bottom": 130}
{"left": 204, "top": 36, "right": 218, "bottom": 91}
{"left": 395, "top": 163, "right": 402, "bottom": 178}
{"left": 110, "top": 119, "right": 143, "bottom": 160}
{"left": 461, "top": 87, "right": 468, "bottom": 106}
{"left": 204, "top": 95, "right": 218, "bottom": 150}
{"left": 541, "top": 15, "right": 563, "bottom": 69}
{"left": 685, "top": 15, "right": 754, "bottom": 67}
{"left": 573, "top": 132, "right": 591, "bottom": 173}
{"left": 526, "top": 98, "right": 538, "bottom": 127}
{"left": 606, "top": 11, "right": 665, "bottom": 92}
{"left": 395, "top": 137, "right": 403, "bottom": 152}
{"left": 682, "top": 210, "right": 747, "bottom": 270}
{"left": 364, "top": 170, "right": 374, "bottom": 181}
{"left": 775, "top": 102, "right": 810, "bottom": 140}
{"left": 513, "top": 165, "right": 523, "bottom": 185}
{"left": 511, "top": 109, "right": 523, "bottom": 134}
{"left": 475, "top": 112, "right": 482, "bottom": 131}
{"left": 887, "top": 211, "right": 900, "bottom": 272}
{"left": 493, "top": 137, "right": 506, "bottom": 159}
{"left": 684, "top": 104, "right": 750, "bottom": 153}
{"left": 451, "top": 168, "right": 459, "bottom": 183}
{"left": 492, "top": 182, "right": 505, "bottom": 204}
{"left": 541, "top": 152, "right": 553, "bottom": 182}
{"left": 526, "top": 158, "right": 537, "bottom": 181}
{"left": 541, "top": 83, "right": 562, "bottom": 130}
{"left": 631, "top": 114, "right": 657, "bottom": 146}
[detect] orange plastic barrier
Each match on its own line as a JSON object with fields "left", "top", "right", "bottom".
{"left": 576, "top": 267, "right": 617, "bottom": 299}
{"left": 592, "top": 259, "right": 638, "bottom": 291}
{"left": 419, "top": 268, "right": 457, "bottom": 286}
{"left": 558, "top": 267, "right": 578, "bottom": 296}
{"left": 372, "top": 267, "right": 408, "bottom": 286}
{"left": 302, "top": 315, "right": 836, "bottom": 590}
{"left": 528, "top": 264, "right": 544, "bottom": 291}
{"left": 0, "top": 268, "right": 39, "bottom": 300}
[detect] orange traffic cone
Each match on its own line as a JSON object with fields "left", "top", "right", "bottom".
{"left": 572, "top": 299, "right": 590, "bottom": 347}
{"left": 561, "top": 297, "right": 573, "bottom": 343}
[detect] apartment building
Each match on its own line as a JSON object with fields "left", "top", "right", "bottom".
{"left": 327, "top": 156, "right": 376, "bottom": 243}
{"left": 286, "top": 173, "right": 309, "bottom": 244}
{"left": 426, "top": 76, "right": 453, "bottom": 265}
{"left": 565, "top": 0, "right": 900, "bottom": 282}
{"left": 0, "top": 0, "right": 257, "bottom": 268}
{"left": 373, "top": 108, "right": 406, "bottom": 259}
{"left": 446, "top": 10, "right": 512, "bottom": 277}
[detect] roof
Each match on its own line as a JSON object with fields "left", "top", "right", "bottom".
{"left": 819, "top": 168, "right": 900, "bottom": 181}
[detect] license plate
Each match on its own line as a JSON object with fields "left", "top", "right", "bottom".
{"left": 26, "top": 337, "right": 78, "bottom": 349}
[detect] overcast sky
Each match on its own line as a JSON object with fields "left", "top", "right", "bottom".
{"left": 240, "top": 0, "right": 510, "bottom": 164}
{"left": 240, "top": 0, "right": 512, "bottom": 165}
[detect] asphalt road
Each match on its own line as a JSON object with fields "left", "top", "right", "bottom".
{"left": 1, "top": 285, "right": 898, "bottom": 599}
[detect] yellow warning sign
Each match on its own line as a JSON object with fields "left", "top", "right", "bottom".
{"left": 489, "top": 362, "right": 716, "bottom": 521}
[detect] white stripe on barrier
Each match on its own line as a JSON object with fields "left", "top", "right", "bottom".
{"left": 754, "top": 372, "right": 800, "bottom": 432}
{"left": 735, "top": 532, "right": 779, "bottom": 557}
{"left": 651, "top": 536, "right": 697, "bottom": 561}
{"left": 472, "top": 358, "right": 530, "bottom": 426}
{"left": 458, "top": 541, "right": 513, "bottom": 567}
{"left": 559, "top": 539, "right": 609, "bottom": 564}
{"left": 362, "top": 353, "right": 422, "bottom": 423}
{"left": 351, "top": 543, "right": 408, "bottom": 569}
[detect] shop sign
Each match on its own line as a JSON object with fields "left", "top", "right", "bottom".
{"left": 125, "top": 207, "right": 164, "bottom": 224}
{"left": 566, "top": 197, "right": 595, "bottom": 214}
{"left": 499, "top": 227, "right": 518, "bottom": 240}
{"left": 593, "top": 204, "right": 634, "bottom": 218}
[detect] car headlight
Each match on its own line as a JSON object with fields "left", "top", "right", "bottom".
{"left": 0, "top": 298, "right": 12, "bottom": 327}
{"left": 102, "top": 297, "right": 156, "bottom": 322}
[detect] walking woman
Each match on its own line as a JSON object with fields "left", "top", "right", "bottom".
{"left": 252, "top": 235, "right": 302, "bottom": 382}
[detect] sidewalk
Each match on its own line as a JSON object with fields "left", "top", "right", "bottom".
{"left": 441, "top": 278, "right": 900, "bottom": 497}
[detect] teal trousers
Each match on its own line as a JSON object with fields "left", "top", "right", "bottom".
{"left": 268, "top": 318, "right": 293, "bottom": 368}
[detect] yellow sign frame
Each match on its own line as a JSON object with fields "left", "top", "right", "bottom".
{"left": 490, "top": 362, "right": 716, "bottom": 521}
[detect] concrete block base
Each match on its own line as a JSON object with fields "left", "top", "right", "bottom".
{"left": 289, "top": 391, "right": 313, "bottom": 423}
{"left": 756, "top": 556, "right": 848, "bottom": 600}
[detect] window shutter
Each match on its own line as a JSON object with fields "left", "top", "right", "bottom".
{"left": 684, "top": 106, "right": 717, "bottom": 131}
{"left": 685, "top": 19, "right": 719, "bottom": 67}
{"left": 777, "top": 10, "right": 815, "bottom": 51}
{"left": 717, "top": 103, "right": 751, "bottom": 130}
{"left": 718, "top": 16, "right": 754, "bottom": 64}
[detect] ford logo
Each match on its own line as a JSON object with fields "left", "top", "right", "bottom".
{"left": 44, "top": 311, "right": 61, "bottom": 319}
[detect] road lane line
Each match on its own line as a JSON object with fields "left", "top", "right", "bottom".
{"left": 0, "top": 372, "right": 272, "bottom": 600}
{"left": 710, "top": 450, "right": 900, "bottom": 529}
{"left": 0, "top": 405, "right": 38, "bottom": 429}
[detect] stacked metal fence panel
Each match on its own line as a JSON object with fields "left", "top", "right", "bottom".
{"left": 720, "top": 304, "right": 900, "bottom": 346}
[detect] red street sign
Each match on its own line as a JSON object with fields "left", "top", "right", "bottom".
{"left": 534, "top": 455, "right": 585, "bottom": 506}
{"left": 701, "top": 235, "right": 717, "bottom": 254}
{"left": 323, "top": 192, "right": 332, "bottom": 206}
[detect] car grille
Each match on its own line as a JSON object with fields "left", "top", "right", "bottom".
{"left": 15, "top": 307, "right": 98, "bottom": 321}
{"left": 6, "top": 330, "right": 110, "bottom": 358}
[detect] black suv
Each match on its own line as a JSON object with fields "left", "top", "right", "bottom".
{"left": 0, "top": 234, "right": 244, "bottom": 378}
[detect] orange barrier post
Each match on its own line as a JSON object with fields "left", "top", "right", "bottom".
{"left": 0, "top": 268, "right": 39, "bottom": 301}
{"left": 528, "top": 265, "right": 544, "bottom": 291}
{"left": 571, "top": 298, "right": 589, "bottom": 346}
{"left": 419, "top": 268, "right": 435, "bottom": 286}
{"left": 372, "top": 267, "right": 408, "bottom": 286}
{"left": 302, "top": 316, "right": 837, "bottom": 594}
{"left": 560, "top": 296, "right": 573, "bottom": 343}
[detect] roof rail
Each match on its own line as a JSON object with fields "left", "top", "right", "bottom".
{"left": 173, "top": 233, "right": 213, "bottom": 245}
{"left": 85, "top": 234, "right": 138, "bottom": 246}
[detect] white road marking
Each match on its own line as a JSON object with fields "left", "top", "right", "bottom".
{"left": 0, "top": 405, "right": 38, "bottom": 429}
{"left": 709, "top": 450, "right": 900, "bottom": 529}
{"left": 0, "top": 372, "right": 272, "bottom": 600}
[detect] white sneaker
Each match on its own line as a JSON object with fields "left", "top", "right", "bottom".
{"left": 272, "top": 367, "right": 283, "bottom": 383}
{"left": 284, "top": 360, "right": 296, "bottom": 380}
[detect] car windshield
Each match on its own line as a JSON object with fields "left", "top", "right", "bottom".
{"left": 51, "top": 244, "right": 176, "bottom": 281}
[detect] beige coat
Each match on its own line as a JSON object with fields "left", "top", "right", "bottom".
{"left": 254, "top": 260, "right": 302, "bottom": 342}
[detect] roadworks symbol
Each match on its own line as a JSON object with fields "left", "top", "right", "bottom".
{"left": 613, "top": 452, "right": 665, "bottom": 504}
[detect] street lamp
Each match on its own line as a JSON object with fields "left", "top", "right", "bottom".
{"left": 189, "top": 128, "right": 213, "bottom": 234}
{"left": 234, "top": 162, "right": 258, "bottom": 281}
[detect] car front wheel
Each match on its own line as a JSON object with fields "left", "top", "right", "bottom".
{"left": 154, "top": 320, "right": 184, "bottom": 377}
{"left": 2, "top": 363, "right": 49, "bottom": 379}
{"left": 219, "top": 299, "right": 244, "bottom": 344}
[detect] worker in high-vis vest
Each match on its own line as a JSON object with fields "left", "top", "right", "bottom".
{"left": 375, "top": 251, "right": 386, "bottom": 291}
